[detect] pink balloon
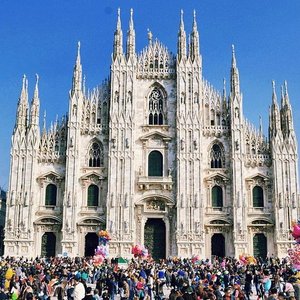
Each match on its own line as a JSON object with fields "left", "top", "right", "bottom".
{"left": 292, "top": 225, "right": 300, "bottom": 239}
{"left": 93, "top": 254, "right": 104, "bottom": 266}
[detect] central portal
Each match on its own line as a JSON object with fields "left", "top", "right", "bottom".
{"left": 144, "top": 218, "right": 166, "bottom": 261}
{"left": 211, "top": 233, "right": 225, "bottom": 258}
{"left": 85, "top": 232, "right": 98, "bottom": 257}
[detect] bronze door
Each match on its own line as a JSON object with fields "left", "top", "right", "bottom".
{"left": 211, "top": 233, "right": 225, "bottom": 258}
{"left": 41, "top": 232, "right": 56, "bottom": 257}
{"left": 85, "top": 232, "right": 99, "bottom": 257}
{"left": 253, "top": 233, "right": 267, "bottom": 258}
{"left": 144, "top": 218, "right": 166, "bottom": 260}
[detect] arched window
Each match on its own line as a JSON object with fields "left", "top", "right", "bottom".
{"left": 88, "top": 142, "right": 103, "bottom": 167}
{"left": 212, "top": 185, "right": 223, "bottom": 207}
{"left": 148, "top": 151, "right": 163, "bottom": 176}
{"left": 253, "top": 186, "right": 264, "bottom": 207}
{"left": 88, "top": 185, "right": 99, "bottom": 207}
{"left": 148, "top": 87, "right": 164, "bottom": 125}
{"left": 45, "top": 184, "right": 57, "bottom": 206}
{"left": 210, "top": 144, "right": 224, "bottom": 168}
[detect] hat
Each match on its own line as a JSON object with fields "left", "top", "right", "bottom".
{"left": 186, "top": 287, "right": 193, "bottom": 294}
{"left": 74, "top": 272, "right": 81, "bottom": 281}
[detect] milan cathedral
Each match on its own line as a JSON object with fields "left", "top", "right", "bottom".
{"left": 4, "top": 9, "right": 299, "bottom": 259}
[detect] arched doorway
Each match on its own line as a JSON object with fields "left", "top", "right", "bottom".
{"left": 85, "top": 232, "right": 98, "bottom": 257}
{"left": 144, "top": 218, "right": 166, "bottom": 260}
{"left": 253, "top": 233, "right": 267, "bottom": 258}
{"left": 41, "top": 232, "right": 56, "bottom": 257}
{"left": 211, "top": 233, "right": 225, "bottom": 258}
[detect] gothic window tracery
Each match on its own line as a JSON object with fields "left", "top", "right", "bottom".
{"left": 211, "top": 185, "right": 223, "bottom": 207}
{"left": 88, "top": 142, "right": 103, "bottom": 167}
{"left": 148, "top": 87, "right": 164, "bottom": 125}
{"left": 148, "top": 150, "right": 163, "bottom": 176}
{"left": 210, "top": 144, "right": 225, "bottom": 168}
{"left": 45, "top": 184, "right": 57, "bottom": 206}
{"left": 253, "top": 186, "right": 264, "bottom": 207}
{"left": 87, "top": 184, "right": 99, "bottom": 207}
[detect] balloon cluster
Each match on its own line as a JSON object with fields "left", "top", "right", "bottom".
{"left": 97, "top": 230, "right": 111, "bottom": 245}
{"left": 288, "top": 244, "right": 300, "bottom": 270}
{"left": 291, "top": 220, "right": 300, "bottom": 243}
{"left": 239, "top": 254, "right": 257, "bottom": 265}
{"left": 191, "top": 255, "right": 201, "bottom": 264}
{"left": 289, "top": 219, "right": 300, "bottom": 270}
{"left": 93, "top": 230, "right": 111, "bottom": 266}
{"left": 131, "top": 245, "right": 149, "bottom": 259}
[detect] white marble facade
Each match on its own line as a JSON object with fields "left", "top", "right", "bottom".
{"left": 4, "top": 9, "right": 299, "bottom": 259}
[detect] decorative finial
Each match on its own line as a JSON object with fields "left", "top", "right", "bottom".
{"left": 284, "top": 80, "right": 288, "bottom": 95}
{"left": 20, "top": 74, "right": 27, "bottom": 100}
{"left": 22, "top": 74, "right": 26, "bottom": 87}
{"left": 180, "top": 9, "right": 184, "bottom": 26}
{"left": 231, "top": 44, "right": 236, "bottom": 67}
{"left": 129, "top": 8, "right": 134, "bottom": 30}
{"left": 33, "top": 73, "right": 39, "bottom": 99}
{"left": 117, "top": 8, "right": 121, "bottom": 29}
{"left": 272, "top": 80, "right": 275, "bottom": 92}
{"left": 193, "top": 9, "right": 197, "bottom": 29}
{"left": 147, "top": 28, "right": 153, "bottom": 44}
{"left": 76, "top": 41, "right": 81, "bottom": 65}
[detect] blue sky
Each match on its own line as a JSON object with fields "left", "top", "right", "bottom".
{"left": 0, "top": 1, "right": 300, "bottom": 188}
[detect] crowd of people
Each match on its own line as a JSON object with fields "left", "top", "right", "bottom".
{"left": 0, "top": 255, "right": 299, "bottom": 300}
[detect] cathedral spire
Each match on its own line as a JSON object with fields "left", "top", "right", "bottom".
{"left": 284, "top": 80, "right": 291, "bottom": 107}
{"left": 272, "top": 80, "right": 277, "bottom": 105}
{"left": 126, "top": 8, "right": 136, "bottom": 60}
{"left": 71, "top": 41, "right": 82, "bottom": 96}
{"left": 189, "top": 10, "right": 200, "bottom": 62}
{"left": 33, "top": 73, "right": 39, "bottom": 101}
{"left": 15, "top": 74, "right": 29, "bottom": 130}
{"left": 280, "top": 80, "right": 294, "bottom": 137}
{"left": 177, "top": 9, "right": 187, "bottom": 61}
{"left": 269, "top": 80, "right": 281, "bottom": 138}
{"left": 113, "top": 8, "right": 123, "bottom": 60}
{"left": 29, "top": 74, "right": 40, "bottom": 127}
{"left": 280, "top": 85, "right": 284, "bottom": 108}
{"left": 230, "top": 45, "right": 240, "bottom": 97}
{"left": 222, "top": 78, "right": 227, "bottom": 101}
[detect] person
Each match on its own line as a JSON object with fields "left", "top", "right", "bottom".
{"left": 93, "top": 289, "right": 101, "bottom": 300}
{"left": 223, "top": 287, "right": 232, "bottom": 300}
{"left": 213, "top": 284, "right": 223, "bottom": 300}
{"left": 233, "top": 283, "right": 245, "bottom": 300}
{"left": 267, "top": 288, "right": 278, "bottom": 300}
{"left": 121, "top": 279, "right": 130, "bottom": 300}
{"left": 0, "top": 288, "right": 8, "bottom": 300}
{"left": 285, "top": 280, "right": 295, "bottom": 298}
{"left": 182, "top": 286, "right": 197, "bottom": 300}
{"left": 83, "top": 287, "right": 94, "bottom": 300}
{"left": 244, "top": 271, "right": 253, "bottom": 300}
{"left": 54, "top": 280, "right": 67, "bottom": 300}
{"left": 72, "top": 275, "right": 85, "bottom": 300}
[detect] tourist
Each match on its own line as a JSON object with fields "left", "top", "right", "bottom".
{"left": 73, "top": 274, "right": 86, "bottom": 300}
